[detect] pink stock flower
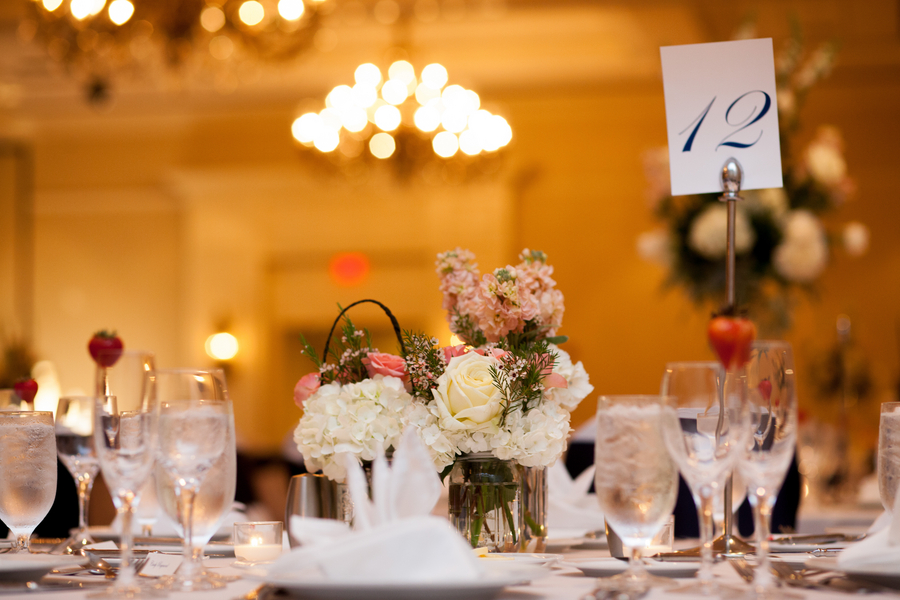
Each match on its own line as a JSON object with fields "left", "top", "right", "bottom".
{"left": 362, "top": 352, "right": 408, "bottom": 380}
{"left": 293, "top": 373, "right": 320, "bottom": 407}
{"left": 442, "top": 344, "right": 469, "bottom": 363}
{"left": 435, "top": 248, "right": 481, "bottom": 314}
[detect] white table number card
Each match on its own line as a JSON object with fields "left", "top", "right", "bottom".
{"left": 660, "top": 38, "right": 783, "bottom": 196}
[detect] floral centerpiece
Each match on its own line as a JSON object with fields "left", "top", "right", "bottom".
{"left": 293, "top": 312, "right": 413, "bottom": 483}
{"left": 637, "top": 25, "right": 869, "bottom": 333}
{"left": 402, "top": 248, "right": 593, "bottom": 551}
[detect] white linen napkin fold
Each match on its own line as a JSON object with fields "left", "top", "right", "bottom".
{"left": 547, "top": 461, "right": 605, "bottom": 530}
{"left": 838, "top": 492, "right": 900, "bottom": 570}
{"left": 278, "top": 427, "right": 483, "bottom": 582}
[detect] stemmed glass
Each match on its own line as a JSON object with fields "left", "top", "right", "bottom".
{"left": 660, "top": 362, "right": 750, "bottom": 594}
{"left": 737, "top": 340, "right": 798, "bottom": 599}
{"left": 593, "top": 395, "right": 680, "bottom": 593}
{"left": 0, "top": 411, "right": 57, "bottom": 553}
{"left": 92, "top": 396, "right": 157, "bottom": 597}
{"left": 153, "top": 369, "right": 230, "bottom": 592}
{"left": 877, "top": 402, "right": 900, "bottom": 514}
{"left": 55, "top": 396, "right": 101, "bottom": 553}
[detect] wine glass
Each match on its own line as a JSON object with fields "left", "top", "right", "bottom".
{"left": 593, "top": 395, "right": 679, "bottom": 592}
{"left": 877, "top": 402, "right": 900, "bottom": 513}
{"left": 92, "top": 396, "right": 156, "bottom": 597}
{"left": 55, "top": 396, "right": 101, "bottom": 553}
{"left": 104, "top": 351, "right": 156, "bottom": 412}
{"left": 156, "top": 398, "right": 236, "bottom": 583}
{"left": 0, "top": 411, "right": 57, "bottom": 552}
{"left": 135, "top": 473, "right": 159, "bottom": 537}
{"left": 737, "top": 340, "right": 798, "bottom": 599}
{"left": 153, "top": 369, "right": 230, "bottom": 592}
{"left": 660, "top": 362, "right": 750, "bottom": 594}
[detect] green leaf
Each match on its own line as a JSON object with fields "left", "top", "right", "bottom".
{"left": 544, "top": 335, "right": 568, "bottom": 345}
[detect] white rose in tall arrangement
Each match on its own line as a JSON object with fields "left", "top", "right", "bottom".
{"left": 293, "top": 375, "right": 411, "bottom": 481}
{"left": 688, "top": 204, "right": 756, "bottom": 259}
{"left": 773, "top": 210, "right": 829, "bottom": 283}
{"left": 544, "top": 346, "right": 594, "bottom": 411}
{"left": 431, "top": 352, "right": 504, "bottom": 433}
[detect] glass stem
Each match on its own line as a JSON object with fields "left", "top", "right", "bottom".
{"left": 117, "top": 491, "right": 137, "bottom": 588}
{"left": 698, "top": 488, "right": 715, "bottom": 585}
{"left": 751, "top": 490, "right": 775, "bottom": 590}
{"left": 16, "top": 532, "right": 31, "bottom": 553}
{"left": 179, "top": 485, "right": 198, "bottom": 582}
{"left": 626, "top": 545, "right": 649, "bottom": 583}
{"left": 77, "top": 475, "right": 93, "bottom": 531}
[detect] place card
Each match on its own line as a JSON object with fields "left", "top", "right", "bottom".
{"left": 84, "top": 540, "right": 118, "bottom": 551}
{"left": 660, "top": 38, "right": 783, "bottom": 196}
{"left": 139, "top": 552, "right": 182, "bottom": 578}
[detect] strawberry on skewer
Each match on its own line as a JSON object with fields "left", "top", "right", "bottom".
{"left": 13, "top": 378, "right": 38, "bottom": 406}
{"left": 88, "top": 330, "right": 124, "bottom": 368}
{"left": 707, "top": 313, "right": 756, "bottom": 371}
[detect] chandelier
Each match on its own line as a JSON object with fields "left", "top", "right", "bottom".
{"left": 290, "top": 59, "right": 512, "bottom": 179}
{"left": 21, "top": 0, "right": 326, "bottom": 101}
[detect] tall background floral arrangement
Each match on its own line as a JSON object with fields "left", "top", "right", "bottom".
{"left": 637, "top": 22, "right": 870, "bottom": 333}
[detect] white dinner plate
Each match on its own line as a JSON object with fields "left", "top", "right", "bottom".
{"left": 561, "top": 557, "right": 700, "bottom": 578}
{"left": 245, "top": 564, "right": 546, "bottom": 600}
{"left": 0, "top": 554, "right": 86, "bottom": 581}
{"left": 478, "top": 553, "right": 561, "bottom": 566}
{"left": 804, "top": 557, "right": 900, "bottom": 590}
{"left": 768, "top": 533, "right": 857, "bottom": 553}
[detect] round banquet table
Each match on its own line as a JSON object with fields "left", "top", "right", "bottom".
{"left": 15, "top": 545, "right": 894, "bottom": 600}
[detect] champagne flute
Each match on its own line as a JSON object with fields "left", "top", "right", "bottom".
{"left": 877, "top": 402, "right": 900, "bottom": 513}
{"left": 593, "top": 395, "right": 679, "bottom": 592}
{"left": 0, "top": 411, "right": 57, "bottom": 553}
{"left": 104, "top": 351, "right": 156, "bottom": 413}
{"left": 660, "top": 362, "right": 750, "bottom": 594}
{"left": 737, "top": 341, "right": 798, "bottom": 599}
{"left": 55, "top": 396, "right": 101, "bottom": 553}
{"left": 153, "top": 369, "right": 230, "bottom": 592}
{"left": 92, "top": 397, "right": 156, "bottom": 597}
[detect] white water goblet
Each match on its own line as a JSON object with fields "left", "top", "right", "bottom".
{"left": 737, "top": 340, "right": 799, "bottom": 600}
{"left": 593, "top": 395, "right": 679, "bottom": 593}
{"left": 878, "top": 402, "right": 900, "bottom": 514}
{"left": 55, "top": 396, "right": 101, "bottom": 553}
{"left": 152, "top": 369, "right": 230, "bottom": 592}
{"left": 92, "top": 396, "right": 157, "bottom": 598}
{"left": 660, "top": 362, "right": 750, "bottom": 594}
{"left": 0, "top": 411, "right": 57, "bottom": 553}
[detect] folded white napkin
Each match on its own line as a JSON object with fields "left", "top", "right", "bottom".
{"left": 276, "top": 427, "right": 483, "bottom": 582}
{"left": 548, "top": 461, "right": 605, "bottom": 530}
{"left": 838, "top": 493, "right": 900, "bottom": 570}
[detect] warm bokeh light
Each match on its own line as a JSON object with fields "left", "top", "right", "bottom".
{"left": 239, "top": 0, "right": 265, "bottom": 26}
{"left": 42, "top": 0, "right": 63, "bottom": 12}
{"left": 278, "top": 0, "right": 305, "bottom": 20}
{"left": 201, "top": 6, "right": 226, "bottom": 32}
{"left": 381, "top": 79, "right": 408, "bottom": 105}
{"left": 441, "top": 109, "right": 467, "bottom": 133}
{"left": 205, "top": 332, "right": 239, "bottom": 361}
{"left": 388, "top": 60, "right": 416, "bottom": 85}
{"left": 329, "top": 252, "right": 370, "bottom": 286}
{"left": 108, "top": 0, "right": 133, "bottom": 25}
{"left": 369, "top": 132, "right": 396, "bottom": 159}
{"left": 339, "top": 106, "right": 368, "bottom": 132}
{"left": 415, "top": 83, "right": 440, "bottom": 105}
{"left": 421, "top": 63, "right": 448, "bottom": 89}
{"left": 374, "top": 104, "right": 401, "bottom": 131}
{"left": 433, "top": 131, "right": 459, "bottom": 157}
{"left": 292, "top": 112, "right": 321, "bottom": 144}
{"left": 209, "top": 35, "right": 234, "bottom": 60}
{"left": 459, "top": 129, "right": 482, "bottom": 155}
{"left": 313, "top": 127, "right": 339, "bottom": 152}
{"left": 351, "top": 83, "right": 377, "bottom": 108}
{"left": 327, "top": 85, "right": 353, "bottom": 109}
{"left": 319, "top": 108, "right": 342, "bottom": 131}
{"left": 414, "top": 105, "right": 440, "bottom": 132}
{"left": 69, "top": 0, "right": 94, "bottom": 20}
{"left": 355, "top": 63, "right": 382, "bottom": 87}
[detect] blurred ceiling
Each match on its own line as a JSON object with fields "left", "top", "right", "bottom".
{"left": 0, "top": 0, "right": 898, "bottom": 122}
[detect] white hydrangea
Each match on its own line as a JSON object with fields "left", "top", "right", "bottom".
{"left": 744, "top": 188, "right": 788, "bottom": 221}
{"left": 402, "top": 400, "right": 459, "bottom": 471}
{"left": 773, "top": 210, "right": 829, "bottom": 283}
{"left": 806, "top": 140, "right": 846, "bottom": 188}
{"left": 843, "top": 221, "right": 870, "bottom": 257}
{"left": 490, "top": 402, "right": 571, "bottom": 467}
{"left": 688, "top": 203, "right": 755, "bottom": 259}
{"left": 544, "top": 346, "right": 594, "bottom": 411}
{"left": 636, "top": 229, "right": 673, "bottom": 267}
{"left": 294, "top": 375, "right": 411, "bottom": 482}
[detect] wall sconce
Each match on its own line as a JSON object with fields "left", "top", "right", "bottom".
{"left": 205, "top": 332, "right": 239, "bottom": 361}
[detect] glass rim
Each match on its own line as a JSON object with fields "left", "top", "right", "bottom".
{"left": 881, "top": 402, "right": 900, "bottom": 410}
{"left": 664, "top": 361, "right": 722, "bottom": 369}
{"left": 751, "top": 339, "right": 792, "bottom": 349}
{"left": 153, "top": 368, "right": 226, "bottom": 376}
{"left": 234, "top": 521, "right": 282, "bottom": 527}
{"left": 0, "top": 410, "right": 54, "bottom": 419}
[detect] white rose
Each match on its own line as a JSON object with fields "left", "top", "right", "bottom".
{"left": 688, "top": 203, "right": 755, "bottom": 260}
{"left": 805, "top": 142, "right": 846, "bottom": 187}
{"left": 773, "top": 210, "right": 828, "bottom": 283}
{"left": 843, "top": 221, "right": 870, "bottom": 257}
{"left": 432, "top": 352, "right": 503, "bottom": 432}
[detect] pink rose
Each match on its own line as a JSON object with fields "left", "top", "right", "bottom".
{"left": 442, "top": 344, "right": 469, "bottom": 363}
{"left": 362, "top": 352, "right": 408, "bottom": 380}
{"left": 543, "top": 372, "right": 568, "bottom": 390}
{"left": 294, "top": 373, "right": 320, "bottom": 407}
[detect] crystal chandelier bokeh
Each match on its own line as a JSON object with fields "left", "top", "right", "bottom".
{"left": 290, "top": 59, "right": 512, "bottom": 174}
{"left": 21, "top": 0, "right": 327, "bottom": 101}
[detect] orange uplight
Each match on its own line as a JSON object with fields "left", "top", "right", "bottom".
{"left": 329, "top": 252, "right": 370, "bottom": 286}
